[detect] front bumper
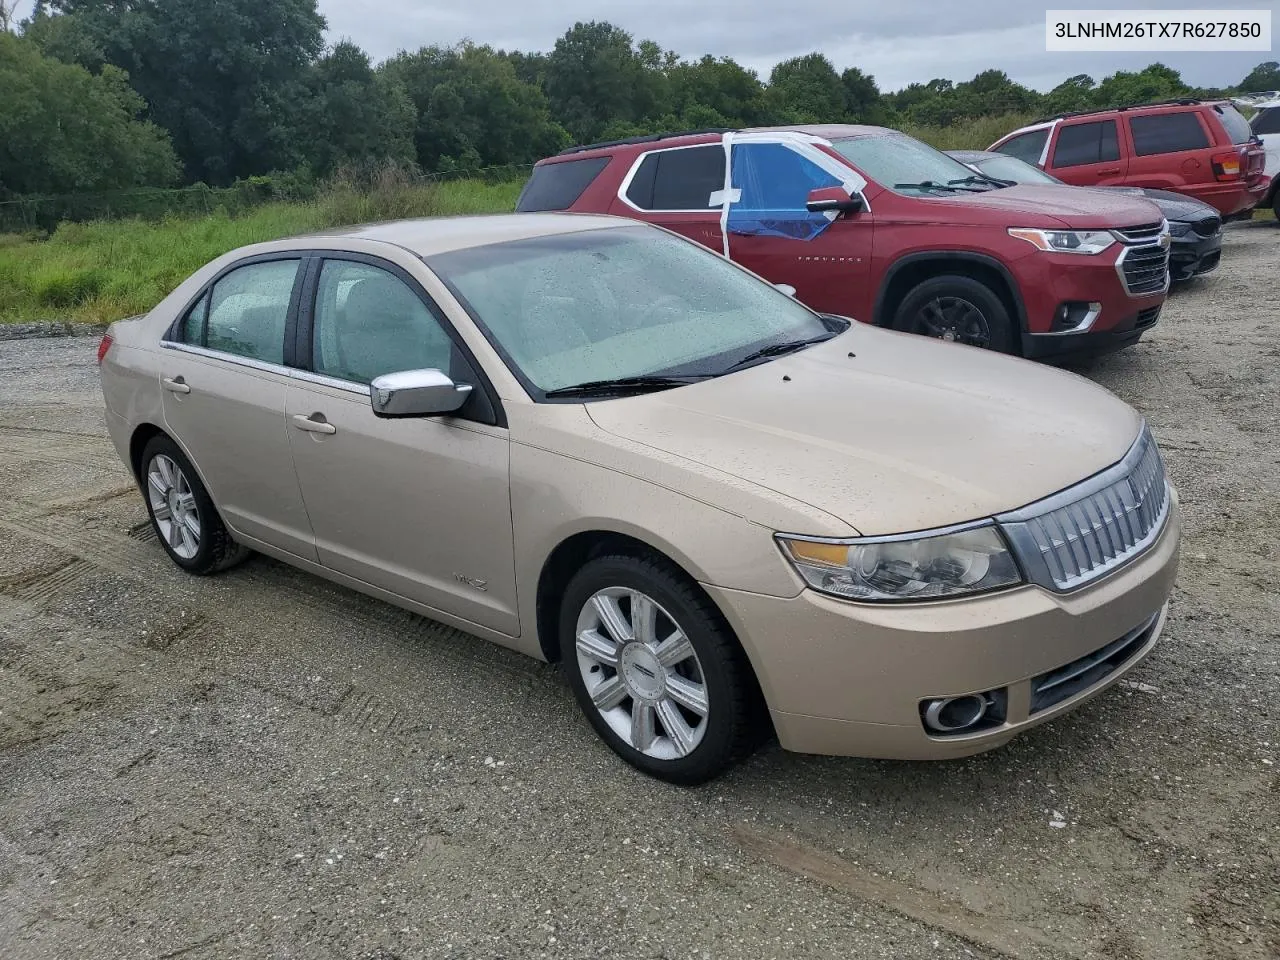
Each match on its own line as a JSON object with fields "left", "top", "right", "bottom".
{"left": 706, "top": 497, "right": 1181, "bottom": 760}
{"left": 1169, "top": 231, "right": 1222, "bottom": 281}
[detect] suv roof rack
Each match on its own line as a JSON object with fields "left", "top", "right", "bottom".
{"left": 1032, "top": 98, "right": 1204, "bottom": 125}
{"left": 557, "top": 128, "right": 734, "bottom": 156}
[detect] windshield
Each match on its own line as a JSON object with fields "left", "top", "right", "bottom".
{"left": 972, "top": 154, "right": 1062, "bottom": 185}
{"left": 427, "top": 226, "right": 833, "bottom": 398}
{"left": 831, "top": 135, "right": 991, "bottom": 197}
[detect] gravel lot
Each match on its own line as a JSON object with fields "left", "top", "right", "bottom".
{"left": 1, "top": 223, "right": 1277, "bottom": 960}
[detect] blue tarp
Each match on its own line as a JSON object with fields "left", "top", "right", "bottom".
{"left": 726, "top": 142, "right": 843, "bottom": 242}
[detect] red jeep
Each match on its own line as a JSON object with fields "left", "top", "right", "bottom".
{"left": 989, "top": 100, "right": 1268, "bottom": 218}
{"left": 518, "top": 126, "right": 1172, "bottom": 359}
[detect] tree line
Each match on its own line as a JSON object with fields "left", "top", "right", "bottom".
{"left": 2, "top": 0, "right": 1278, "bottom": 199}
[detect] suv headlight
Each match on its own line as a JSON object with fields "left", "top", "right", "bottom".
{"left": 1008, "top": 228, "right": 1116, "bottom": 255}
{"left": 777, "top": 525, "right": 1023, "bottom": 602}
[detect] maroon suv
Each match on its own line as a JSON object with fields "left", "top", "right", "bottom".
{"left": 518, "top": 126, "right": 1172, "bottom": 359}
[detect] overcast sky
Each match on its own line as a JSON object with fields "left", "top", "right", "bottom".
{"left": 319, "top": 0, "right": 1272, "bottom": 92}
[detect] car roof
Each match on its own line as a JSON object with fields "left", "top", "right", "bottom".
{"left": 548, "top": 124, "right": 896, "bottom": 162}
{"left": 289, "top": 212, "right": 628, "bottom": 257}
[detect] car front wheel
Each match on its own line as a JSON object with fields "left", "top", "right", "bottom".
{"left": 560, "top": 553, "right": 756, "bottom": 785}
{"left": 892, "top": 274, "right": 1015, "bottom": 353}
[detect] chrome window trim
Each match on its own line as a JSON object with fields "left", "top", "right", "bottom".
{"left": 159, "top": 340, "right": 367, "bottom": 396}
{"left": 615, "top": 142, "right": 728, "bottom": 215}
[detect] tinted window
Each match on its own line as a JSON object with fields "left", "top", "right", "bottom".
{"left": 205, "top": 260, "right": 299, "bottom": 363}
{"left": 995, "top": 129, "right": 1049, "bottom": 164}
{"left": 313, "top": 260, "right": 454, "bottom": 384}
{"left": 1129, "top": 112, "right": 1211, "bottom": 156}
{"left": 516, "top": 157, "right": 610, "bottom": 212}
{"left": 1052, "top": 121, "right": 1120, "bottom": 168}
{"left": 429, "top": 226, "right": 828, "bottom": 396}
{"left": 626, "top": 146, "right": 725, "bottom": 210}
{"left": 1216, "top": 104, "right": 1254, "bottom": 143}
{"left": 1253, "top": 107, "right": 1280, "bottom": 136}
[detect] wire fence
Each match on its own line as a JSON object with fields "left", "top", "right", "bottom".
{"left": 0, "top": 162, "right": 535, "bottom": 234}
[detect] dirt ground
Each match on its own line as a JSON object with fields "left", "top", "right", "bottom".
{"left": 1, "top": 223, "right": 1277, "bottom": 960}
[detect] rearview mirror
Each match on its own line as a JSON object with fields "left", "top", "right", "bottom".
{"left": 370, "top": 368, "right": 472, "bottom": 418}
{"left": 806, "top": 186, "right": 864, "bottom": 214}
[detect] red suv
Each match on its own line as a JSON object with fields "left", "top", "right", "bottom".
{"left": 518, "top": 125, "right": 1171, "bottom": 359}
{"left": 989, "top": 100, "right": 1267, "bottom": 218}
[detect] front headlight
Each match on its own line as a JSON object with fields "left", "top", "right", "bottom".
{"left": 1008, "top": 228, "right": 1116, "bottom": 255}
{"left": 1167, "top": 220, "right": 1192, "bottom": 237}
{"left": 777, "top": 525, "right": 1023, "bottom": 602}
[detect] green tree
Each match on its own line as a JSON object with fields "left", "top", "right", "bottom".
{"left": 382, "top": 43, "right": 569, "bottom": 172}
{"left": 1091, "top": 63, "right": 1188, "bottom": 108}
{"left": 544, "top": 21, "right": 660, "bottom": 143}
{"left": 1238, "top": 61, "right": 1280, "bottom": 93}
{"left": 767, "top": 53, "right": 846, "bottom": 122}
{"left": 840, "top": 67, "right": 882, "bottom": 122}
{"left": 305, "top": 41, "right": 415, "bottom": 176}
{"left": 27, "top": 0, "right": 326, "bottom": 184}
{"left": 0, "top": 32, "right": 177, "bottom": 194}
{"left": 667, "top": 55, "right": 766, "bottom": 127}
{"left": 1043, "top": 74, "right": 1096, "bottom": 115}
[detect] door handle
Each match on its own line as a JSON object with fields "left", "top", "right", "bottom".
{"left": 291, "top": 413, "right": 337, "bottom": 435}
{"left": 162, "top": 376, "right": 191, "bottom": 394}
{"left": 1098, "top": 168, "right": 1121, "bottom": 175}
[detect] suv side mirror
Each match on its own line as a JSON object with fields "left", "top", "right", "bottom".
{"left": 806, "top": 186, "right": 864, "bottom": 214}
{"left": 370, "top": 368, "right": 473, "bottom": 418}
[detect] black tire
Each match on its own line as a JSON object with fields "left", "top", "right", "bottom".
{"left": 892, "top": 274, "right": 1016, "bottom": 354}
{"left": 559, "top": 552, "right": 757, "bottom": 785}
{"left": 139, "top": 434, "right": 249, "bottom": 575}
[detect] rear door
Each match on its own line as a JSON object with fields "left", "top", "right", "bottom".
{"left": 158, "top": 256, "right": 317, "bottom": 560}
{"left": 724, "top": 136, "right": 873, "bottom": 314}
{"left": 1124, "top": 109, "right": 1215, "bottom": 190}
{"left": 611, "top": 144, "right": 726, "bottom": 253}
{"left": 1045, "top": 118, "right": 1128, "bottom": 186}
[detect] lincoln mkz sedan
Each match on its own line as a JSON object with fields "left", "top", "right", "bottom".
{"left": 99, "top": 214, "right": 1181, "bottom": 784}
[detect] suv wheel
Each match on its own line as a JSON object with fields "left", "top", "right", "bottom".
{"left": 559, "top": 553, "right": 756, "bottom": 785}
{"left": 893, "top": 275, "right": 1015, "bottom": 353}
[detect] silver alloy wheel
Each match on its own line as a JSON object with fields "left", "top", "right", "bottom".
{"left": 145, "top": 454, "right": 201, "bottom": 560}
{"left": 575, "top": 587, "right": 710, "bottom": 760}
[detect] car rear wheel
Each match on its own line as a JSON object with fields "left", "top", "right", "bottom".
{"left": 140, "top": 435, "right": 249, "bottom": 575}
{"left": 893, "top": 275, "right": 1015, "bottom": 353}
{"left": 560, "top": 553, "right": 756, "bottom": 785}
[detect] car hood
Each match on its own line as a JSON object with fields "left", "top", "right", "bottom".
{"left": 1094, "top": 186, "right": 1221, "bottom": 222}
{"left": 586, "top": 327, "right": 1142, "bottom": 536}
{"left": 922, "top": 184, "right": 1164, "bottom": 229}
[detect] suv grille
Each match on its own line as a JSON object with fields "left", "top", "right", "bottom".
{"left": 1113, "top": 222, "right": 1164, "bottom": 243}
{"left": 997, "top": 427, "right": 1170, "bottom": 591}
{"left": 1119, "top": 244, "right": 1170, "bottom": 295}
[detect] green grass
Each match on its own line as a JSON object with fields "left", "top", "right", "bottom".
{"left": 0, "top": 177, "right": 523, "bottom": 325}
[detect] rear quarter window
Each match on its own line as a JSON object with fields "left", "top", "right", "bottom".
{"left": 516, "top": 157, "right": 610, "bottom": 212}
{"left": 1129, "top": 112, "right": 1212, "bottom": 155}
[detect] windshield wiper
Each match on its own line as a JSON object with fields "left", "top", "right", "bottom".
{"left": 543, "top": 374, "right": 710, "bottom": 398}
{"left": 722, "top": 332, "right": 838, "bottom": 373}
{"left": 893, "top": 180, "right": 974, "bottom": 194}
{"left": 947, "top": 174, "right": 1009, "bottom": 189}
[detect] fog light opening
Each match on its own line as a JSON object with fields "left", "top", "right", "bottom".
{"left": 923, "top": 694, "right": 989, "bottom": 733}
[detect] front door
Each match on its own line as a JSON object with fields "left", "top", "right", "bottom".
{"left": 158, "top": 256, "right": 317, "bottom": 561}
{"left": 725, "top": 138, "right": 874, "bottom": 316}
{"left": 283, "top": 256, "right": 518, "bottom": 635}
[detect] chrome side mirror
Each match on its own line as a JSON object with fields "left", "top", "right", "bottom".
{"left": 369, "top": 368, "right": 472, "bottom": 418}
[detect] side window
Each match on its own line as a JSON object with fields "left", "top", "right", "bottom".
{"left": 625, "top": 146, "right": 725, "bottom": 211}
{"left": 516, "top": 157, "right": 610, "bottom": 212}
{"left": 1129, "top": 112, "right": 1211, "bottom": 156}
{"left": 1052, "top": 120, "right": 1120, "bottom": 168}
{"left": 731, "top": 142, "right": 842, "bottom": 212}
{"left": 1252, "top": 107, "right": 1280, "bottom": 136}
{"left": 312, "top": 260, "right": 455, "bottom": 385}
{"left": 995, "top": 129, "right": 1049, "bottom": 165}
{"left": 205, "top": 259, "right": 299, "bottom": 364}
{"left": 178, "top": 293, "right": 208, "bottom": 345}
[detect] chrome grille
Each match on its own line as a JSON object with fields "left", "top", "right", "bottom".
{"left": 1113, "top": 222, "right": 1164, "bottom": 243}
{"left": 997, "top": 427, "right": 1170, "bottom": 591}
{"left": 1119, "top": 245, "right": 1170, "bottom": 295}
